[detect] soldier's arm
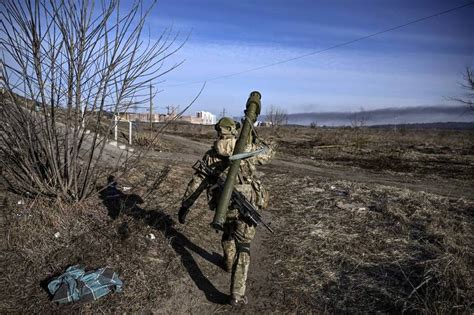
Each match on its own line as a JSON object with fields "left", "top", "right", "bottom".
{"left": 179, "top": 151, "right": 215, "bottom": 223}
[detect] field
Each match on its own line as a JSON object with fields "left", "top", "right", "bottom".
{"left": 1, "top": 124, "right": 473, "bottom": 313}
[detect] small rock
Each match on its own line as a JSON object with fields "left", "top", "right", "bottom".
{"left": 17, "top": 200, "right": 25, "bottom": 205}
{"left": 330, "top": 185, "right": 336, "bottom": 190}
{"left": 54, "top": 232, "right": 61, "bottom": 238}
{"left": 146, "top": 233, "right": 156, "bottom": 240}
{"left": 122, "top": 186, "right": 131, "bottom": 192}
{"left": 144, "top": 256, "right": 164, "bottom": 264}
{"left": 336, "top": 202, "right": 355, "bottom": 211}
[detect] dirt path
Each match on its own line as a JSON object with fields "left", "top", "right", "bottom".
{"left": 156, "top": 223, "right": 271, "bottom": 314}
{"left": 266, "top": 159, "right": 474, "bottom": 200}
{"left": 161, "top": 134, "right": 212, "bottom": 156}
{"left": 157, "top": 134, "right": 474, "bottom": 200}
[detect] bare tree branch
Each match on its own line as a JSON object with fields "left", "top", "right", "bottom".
{"left": 350, "top": 107, "right": 369, "bottom": 129}
{"left": 265, "top": 105, "right": 288, "bottom": 127}
{"left": 452, "top": 66, "right": 474, "bottom": 111}
{"left": 0, "top": 0, "right": 184, "bottom": 201}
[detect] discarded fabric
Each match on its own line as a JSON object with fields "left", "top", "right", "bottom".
{"left": 47, "top": 265, "right": 123, "bottom": 304}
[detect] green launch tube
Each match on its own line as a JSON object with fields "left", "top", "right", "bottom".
{"left": 211, "top": 91, "right": 261, "bottom": 230}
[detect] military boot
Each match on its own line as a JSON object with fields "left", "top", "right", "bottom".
{"left": 230, "top": 295, "right": 248, "bottom": 307}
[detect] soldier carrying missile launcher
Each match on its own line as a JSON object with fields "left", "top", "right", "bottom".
{"left": 178, "top": 91, "right": 276, "bottom": 306}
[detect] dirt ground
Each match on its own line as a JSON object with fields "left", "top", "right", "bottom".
{"left": 1, "top": 125, "right": 473, "bottom": 314}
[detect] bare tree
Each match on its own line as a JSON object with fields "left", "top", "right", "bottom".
{"left": 0, "top": 0, "right": 184, "bottom": 201}
{"left": 349, "top": 107, "right": 370, "bottom": 149}
{"left": 350, "top": 107, "right": 369, "bottom": 128}
{"left": 265, "top": 105, "right": 288, "bottom": 127}
{"left": 452, "top": 66, "right": 474, "bottom": 111}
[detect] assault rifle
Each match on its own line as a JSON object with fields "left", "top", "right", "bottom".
{"left": 191, "top": 160, "right": 274, "bottom": 234}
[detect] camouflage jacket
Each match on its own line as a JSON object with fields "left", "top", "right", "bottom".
{"left": 182, "top": 140, "right": 275, "bottom": 214}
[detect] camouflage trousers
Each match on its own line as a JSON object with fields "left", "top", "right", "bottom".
{"left": 221, "top": 216, "right": 256, "bottom": 298}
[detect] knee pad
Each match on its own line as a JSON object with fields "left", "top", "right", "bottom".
{"left": 236, "top": 242, "right": 251, "bottom": 255}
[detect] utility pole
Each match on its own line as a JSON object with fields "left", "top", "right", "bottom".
{"left": 220, "top": 107, "right": 226, "bottom": 118}
{"left": 149, "top": 84, "right": 153, "bottom": 134}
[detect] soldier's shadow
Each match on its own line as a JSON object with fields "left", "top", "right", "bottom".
{"left": 99, "top": 176, "right": 228, "bottom": 304}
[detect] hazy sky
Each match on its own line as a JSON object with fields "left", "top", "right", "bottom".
{"left": 144, "top": 0, "right": 473, "bottom": 116}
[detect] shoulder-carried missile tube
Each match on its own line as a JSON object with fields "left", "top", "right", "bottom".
{"left": 211, "top": 91, "right": 261, "bottom": 230}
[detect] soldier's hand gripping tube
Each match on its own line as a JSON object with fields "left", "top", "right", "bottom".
{"left": 212, "top": 91, "right": 262, "bottom": 231}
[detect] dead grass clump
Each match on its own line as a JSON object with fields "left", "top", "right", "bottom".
{"left": 262, "top": 170, "right": 473, "bottom": 313}
{"left": 0, "top": 157, "right": 232, "bottom": 313}
{"left": 270, "top": 127, "right": 474, "bottom": 180}
{"left": 133, "top": 135, "right": 169, "bottom": 152}
{"left": 0, "top": 164, "right": 189, "bottom": 313}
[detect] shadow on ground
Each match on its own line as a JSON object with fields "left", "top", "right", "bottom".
{"left": 99, "top": 176, "right": 228, "bottom": 304}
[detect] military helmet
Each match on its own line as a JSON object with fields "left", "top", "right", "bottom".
{"left": 215, "top": 117, "right": 239, "bottom": 136}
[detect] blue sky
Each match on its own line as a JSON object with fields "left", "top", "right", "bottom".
{"left": 145, "top": 0, "right": 473, "bottom": 116}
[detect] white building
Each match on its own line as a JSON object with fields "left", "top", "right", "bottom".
{"left": 196, "top": 111, "right": 217, "bottom": 125}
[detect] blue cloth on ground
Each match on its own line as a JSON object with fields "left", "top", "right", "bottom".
{"left": 47, "top": 265, "right": 123, "bottom": 304}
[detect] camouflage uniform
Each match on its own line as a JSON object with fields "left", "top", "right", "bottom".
{"left": 181, "top": 119, "right": 274, "bottom": 303}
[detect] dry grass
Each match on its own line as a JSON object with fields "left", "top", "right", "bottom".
{"left": 270, "top": 127, "right": 474, "bottom": 179}
{"left": 0, "top": 156, "right": 236, "bottom": 313}
{"left": 261, "top": 170, "right": 473, "bottom": 313}
{"left": 133, "top": 134, "right": 170, "bottom": 152}
{"left": 1, "top": 125, "right": 473, "bottom": 313}
{"left": 161, "top": 124, "right": 474, "bottom": 180}
{"left": 0, "top": 160, "right": 187, "bottom": 313}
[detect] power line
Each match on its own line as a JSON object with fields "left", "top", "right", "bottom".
{"left": 164, "top": 2, "right": 474, "bottom": 87}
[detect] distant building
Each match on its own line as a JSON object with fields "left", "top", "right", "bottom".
{"left": 179, "top": 111, "right": 216, "bottom": 125}
{"left": 196, "top": 111, "right": 217, "bottom": 125}
{"left": 118, "top": 109, "right": 216, "bottom": 125}
{"left": 254, "top": 120, "right": 272, "bottom": 127}
{"left": 123, "top": 112, "right": 160, "bottom": 122}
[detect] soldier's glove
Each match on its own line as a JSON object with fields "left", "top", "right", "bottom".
{"left": 178, "top": 205, "right": 190, "bottom": 224}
